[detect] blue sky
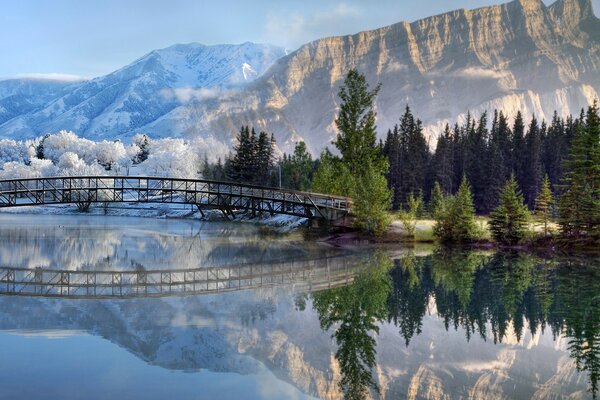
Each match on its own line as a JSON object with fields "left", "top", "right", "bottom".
{"left": 2, "top": 0, "right": 598, "bottom": 80}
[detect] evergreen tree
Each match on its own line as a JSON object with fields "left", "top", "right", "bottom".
{"left": 489, "top": 176, "right": 531, "bottom": 245}
{"left": 353, "top": 163, "right": 392, "bottom": 235}
{"left": 430, "top": 124, "right": 454, "bottom": 195}
{"left": 35, "top": 134, "right": 49, "bottom": 160}
{"left": 535, "top": 174, "right": 554, "bottom": 237}
{"left": 559, "top": 101, "right": 600, "bottom": 240}
{"left": 333, "top": 69, "right": 383, "bottom": 176}
{"left": 281, "top": 141, "right": 314, "bottom": 191}
{"left": 433, "top": 176, "right": 478, "bottom": 243}
{"left": 512, "top": 111, "right": 527, "bottom": 191}
{"left": 429, "top": 181, "right": 445, "bottom": 217}
{"left": 524, "top": 116, "right": 543, "bottom": 209}
{"left": 322, "top": 69, "right": 391, "bottom": 234}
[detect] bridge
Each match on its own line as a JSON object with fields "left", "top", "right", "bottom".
{"left": 0, "top": 176, "right": 352, "bottom": 222}
{"left": 0, "top": 255, "right": 358, "bottom": 299}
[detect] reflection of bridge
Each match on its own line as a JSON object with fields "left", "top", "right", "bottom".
{"left": 0, "top": 176, "right": 352, "bottom": 221}
{"left": 0, "top": 256, "right": 357, "bottom": 299}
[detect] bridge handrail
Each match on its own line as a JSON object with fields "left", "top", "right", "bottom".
{"left": 0, "top": 175, "right": 353, "bottom": 204}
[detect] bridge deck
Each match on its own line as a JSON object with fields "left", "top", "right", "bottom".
{"left": 0, "top": 176, "right": 352, "bottom": 221}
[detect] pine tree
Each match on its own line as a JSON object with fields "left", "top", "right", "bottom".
{"left": 333, "top": 69, "right": 384, "bottom": 176}
{"left": 430, "top": 125, "right": 454, "bottom": 195}
{"left": 512, "top": 111, "right": 527, "bottom": 192}
{"left": 453, "top": 176, "right": 479, "bottom": 242}
{"left": 559, "top": 101, "right": 600, "bottom": 240}
{"left": 524, "top": 116, "right": 543, "bottom": 209}
{"left": 281, "top": 141, "right": 313, "bottom": 190}
{"left": 433, "top": 175, "right": 478, "bottom": 243}
{"left": 429, "top": 181, "right": 444, "bottom": 217}
{"left": 489, "top": 176, "right": 531, "bottom": 245}
{"left": 326, "top": 69, "right": 391, "bottom": 234}
{"left": 535, "top": 174, "right": 554, "bottom": 237}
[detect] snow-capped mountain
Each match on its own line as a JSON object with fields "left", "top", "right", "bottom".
{"left": 0, "top": 0, "right": 599, "bottom": 156}
{"left": 0, "top": 42, "right": 285, "bottom": 140}
{"left": 160, "top": 0, "right": 600, "bottom": 154}
{"left": 0, "top": 79, "right": 76, "bottom": 126}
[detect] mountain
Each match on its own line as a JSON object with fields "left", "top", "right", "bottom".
{"left": 0, "top": 79, "right": 77, "bottom": 127}
{"left": 146, "top": 0, "right": 600, "bottom": 154}
{"left": 0, "top": 0, "right": 598, "bottom": 156}
{"left": 0, "top": 42, "right": 285, "bottom": 140}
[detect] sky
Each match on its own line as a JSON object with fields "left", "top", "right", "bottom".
{"left": 2, "top": 0, "right": 599, "bottom": 80}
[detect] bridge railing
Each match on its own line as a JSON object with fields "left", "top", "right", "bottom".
{"left": 0, "top": 176, "right": 352, "bottom": 218}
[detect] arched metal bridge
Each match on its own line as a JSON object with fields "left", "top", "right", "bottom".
{"left": 0, "top": 255, "right": 357, "bottom": 299}
{"left": 0, "top": 176, "right": 352, "bottom": 221}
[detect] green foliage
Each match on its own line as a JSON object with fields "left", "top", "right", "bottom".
{"left": 280, "top": 141, "right": 314, "bottom": 191}
{"left": 334, "top": 69, "right": 384, "bottom": 177}
{"left": 489, "top": 176, "right": 531, "bottom": 245}
{"left": 314, "top": 70, "right": 391, "bottom": 235}
{"left": 353, "top": 163, "right": 391, "bottom": 235}
{"left": 382, "top": 106, "right": 430, "bottom": 209}
{"left": 428, "top": 181, "right": 444, "bottom": 217}
{"left": 311, "top": 148, "right": 355, "bottom": 197}
{"left": 226, "top": 126, "right": 276, "bottom": 184}
{"left": 398, "top": 192, "right": 422, "bottom": 237}
{"left": 559, "top": 101, "right": 600, "bottom": 242}
{"left": 534, "top": 174, "right": 554, "bottom": 237}
{"left": 311, "top": 253, "right": 392, "bottom": 399}
{"left": 433, "top": 176, "right": 478, "bottom": 243}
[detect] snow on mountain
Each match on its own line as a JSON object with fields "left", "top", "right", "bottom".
{"left": 0, "top": 0, "right": 599, "bottom": 157}
{"left": 148, "top": 0, "right": 600, "bottom": 155}
{"left": 0, "top": 42, "right": 285, "bottom": 141}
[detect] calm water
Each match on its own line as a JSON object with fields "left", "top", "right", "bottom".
{"left": 0, "top": 214, "right": 598, "bottom": 399}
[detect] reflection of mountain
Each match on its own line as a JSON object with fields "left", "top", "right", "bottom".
{"left": 1, "top": 251, "right": 598, "bottom": 399}
{"left": 0, "top": 215, "right": 347, "bottom": 271}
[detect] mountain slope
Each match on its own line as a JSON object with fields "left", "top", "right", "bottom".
{"left": 148, "top": 0, "right": 600, "bottom": 154}
{"left": 0, "top": 42, "right": 285, "bottom": 140}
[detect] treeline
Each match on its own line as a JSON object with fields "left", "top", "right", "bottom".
{"left": 383, "top": 106, "right": 578, "bottom": 213}
{"left": 203, "top": 126, "right": 279, "bottom": 186}
{"left": 202, "top": 70, "right": 600, "bottom": 243}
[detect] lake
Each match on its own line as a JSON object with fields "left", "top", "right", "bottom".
{"left": 0, "top": 214, "right": 597, "bottom": 399}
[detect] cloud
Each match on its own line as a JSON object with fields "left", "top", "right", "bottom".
{"left": 13, "top": 73, "right": 89, "bottom": 82}
{"left": 451, "top": 67, "right": 510, "bottom": 80}
{"left": 262, "top": 2, "right": 363, "bottom": 49}
{"left": 159, "top": 87, "right": 237, "bottom": 103}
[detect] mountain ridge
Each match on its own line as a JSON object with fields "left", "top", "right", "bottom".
{"left": 0, "top": 0, "right": 598, "bottom": 156}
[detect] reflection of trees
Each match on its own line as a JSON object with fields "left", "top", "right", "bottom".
{"left": 552, "top": 262, "right": 600, "bottom": 398}
{"left": 306, "top": 249, "right": 600, "bottom": 399}
{"left": 387, "top": 252, "right": 431, "bottom": 346}
{"left": 311, "top": 253, "right": 392, "bottom": 399}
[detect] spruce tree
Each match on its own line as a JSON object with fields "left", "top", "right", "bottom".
{"left": 535, "top": 174, "right": 554, "bottom": 237}
{"left": 489, "top": 176, "right": 531, "bottom": 245}
{"left": 429, "top": 181, "right": 444, "bottom": 217}
{"left": 433, "top": 176, "right": 478, "bottom": 243}
{"left": 430, "top": 125, "right": 454, "bottom": 195}
{"left": 333, "top": 69, "right": 383, "bottom": 176}
{"left": 326, "top": 69, "right": 391, "bottom": 234}
{"left": 453, "top": 175, "right": 479, "bottom": 243}
{"left": 559, "top": 101, "right": 600, "bottom": 240}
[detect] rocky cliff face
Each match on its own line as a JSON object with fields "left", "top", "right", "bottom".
{"left": 0, "top": 0, "right": 597, "bottom": 156}
{"left": 155, "top": 0, "right": 600, "bottom": 154}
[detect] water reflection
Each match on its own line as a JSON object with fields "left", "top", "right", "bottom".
{"left": 0, "top": 214, "right": 347, "bottom": 271}
{"left": 298, "top": 250, "right": 600, "bottom": 399}
{"left": 2, "top": 220, "right": 600, "bottom": 399}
